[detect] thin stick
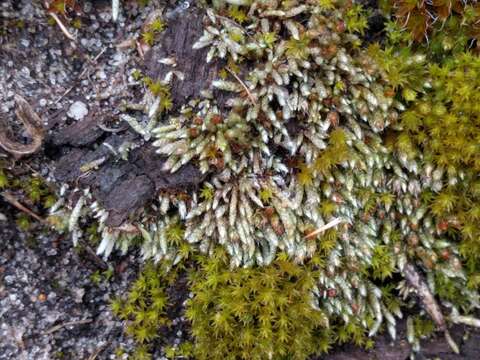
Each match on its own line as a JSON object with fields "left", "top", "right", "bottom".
{"left": 49, "top": 12, "right": 76, "bottom": 41}
{"left": 226, "top": 67, "right": 257, "bottom": 105}
{"left": 97, "top": 123, "right": 127, "bottom": 133}
{"left": 88, "top": 340, "right": 111, "bottom": 360}
{"left": 403, "top": 262, "right": 459, "bottom": 354}
{"left": 1, "top": 192, "right": 48, "bottom": 225}
{"left": 44, "top": 319, "right": 92, "bottom": 335}
{"left": 304, "top": 217, "right": 343, "bottom": 239}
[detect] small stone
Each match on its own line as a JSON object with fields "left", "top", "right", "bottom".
{"left": 38, "top": 293, "right": 47, "bottom": 302}
{"left": 72, "top": 287, "right": 85, "bottom": 303}
{"left": 46, "top": 248, "right": 57, "bottom": 256}
{"left": 67, "top": 101, "right": 89, "bottom": 121}
{"left": 39, "top": 98, "right": 47, "bottom": 107}
{"left": 83, "top": 2, "right": 92, "bottom": 13}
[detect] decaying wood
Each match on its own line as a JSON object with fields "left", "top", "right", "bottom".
{"left": 50, "top": 112, "right": 104, "bottom": 147}
{"left": 54, "top": 133, "right": 205, "bottom": 227}
{"left": 144, "top": 6, "right": 224, "bottom": 107}
{"left": 0, "top": 95, "right": 45, "bottom": 158}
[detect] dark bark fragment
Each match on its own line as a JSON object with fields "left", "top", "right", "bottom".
{"left": 100, "top": 174, "right": 154, "bottom": 227}
{"left": 144, "top": 6, "right": 224, "bottom": 106}
{"left": 54, "top": 132, "right": 204, "bottom": 226}
{"left": 49, "top": 113, "right": 103, "bottom": 147}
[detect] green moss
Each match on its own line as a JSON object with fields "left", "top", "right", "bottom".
{"left": 0, "top": 169, "right": 9, "bottom": 188}
{"left": 186, "top": 250, "right": 331, "bottom": 360}
{"left": 141, "top": 17, "right": 166, "bottom": 46}
{"left": 412, "top": 315, "right": 435, "bottom": 339}
{"left": 16, "top": 214, "right": 31, "bottom": 231}
{"left": 369, "top": 245, "right": 395, "bottom": 280}
{"left": 344, "top": 3, "right": 369, "bottom": 35}
{"left": 111, "top": 262, "right": 176, "bottom": 357}
{"left": 51, "top": 1, "right": 480, "bottom": 357}
{"left": 393, "top": 53, "right": 480, "bottom": 274}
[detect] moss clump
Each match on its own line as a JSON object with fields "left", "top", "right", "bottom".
{"left": 48, "top": 0, "right": 480, "bottom": 356}
{"left": 141, "top": 17, "right": 166, "bottom": 46}
{"left": 186, "top": 250, "right": 331, "bottom": 360}
{"left": 393, "top": 53, "right": 480, "bottom": 293}
{"left": 111, "top": 263, "right": 173, "bottom": 347}
{"left": 0, "top": 163, "right": 57, "bottom": 230}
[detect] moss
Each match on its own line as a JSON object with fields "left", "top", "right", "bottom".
{"left": 47, "top": 1, "right": 480, "bottom": 356}
{"left": 393, "top": 53, "right": 480, "bottom": 280}
{"left": 412, "top": 315, "right": 435, "bottom": 339}
{"left": 111, "top": 263, "right": 174, "bottom": 350}
{"left": 0, "top": 164, "right": 57, "bottom": 212}
{"left": 0, "top": 169, "right": 9, "bottom": 188}
{"left": 141, "top": 17, "right": 166, "bottom": 46}
{"left": 185, "top": 250, "right": 331, "bottom": 360}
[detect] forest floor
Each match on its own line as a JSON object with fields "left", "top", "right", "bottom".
{"left": 0, "top": 1, "right": 479, "bottom": 359}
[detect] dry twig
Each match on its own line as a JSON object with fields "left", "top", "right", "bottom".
{"left": 44, "top": 319, "right": 92, "bottom": 335}
{"left": 1, "top": 192, "right": 48, "bottom": 225}
{"left": 403, "top": 262, "right": 460, "bottom": 354}
{"left": 304, "top": 217, "right": 343, "bottom": 239}
{"left": 226, "top": 67, "right": 257, "bottom": 105}
{"left": 48, "top": 12, "right": 76, "bottom": 41}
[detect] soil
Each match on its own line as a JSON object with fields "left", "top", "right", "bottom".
{"left": 0, "top": 1, "right": 479, "bottom": 359}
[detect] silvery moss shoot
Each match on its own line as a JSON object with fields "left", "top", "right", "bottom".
{"left": 33, "top": 0, "right": 480, "bottom": 358}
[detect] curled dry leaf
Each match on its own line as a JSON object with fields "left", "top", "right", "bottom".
{"left": 0, "top": 95, "right": 45, "bottom": 157}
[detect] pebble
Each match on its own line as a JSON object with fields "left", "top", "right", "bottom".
{"left": 67, "top": 101, "right": 89, "bottom": 121}
{"left": 72, "top": 287, "right": 85, "bottom": 303}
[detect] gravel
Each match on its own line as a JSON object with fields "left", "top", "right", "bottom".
{"left": 0, "top": 209, "right": 138, "bottom": 360}
{"left": 0, "top": 1, "right": 181, "bottom": 358}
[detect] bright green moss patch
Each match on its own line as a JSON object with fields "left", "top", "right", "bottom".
{"left": 186, "top": 250, "right": 331, "bottom": 360}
